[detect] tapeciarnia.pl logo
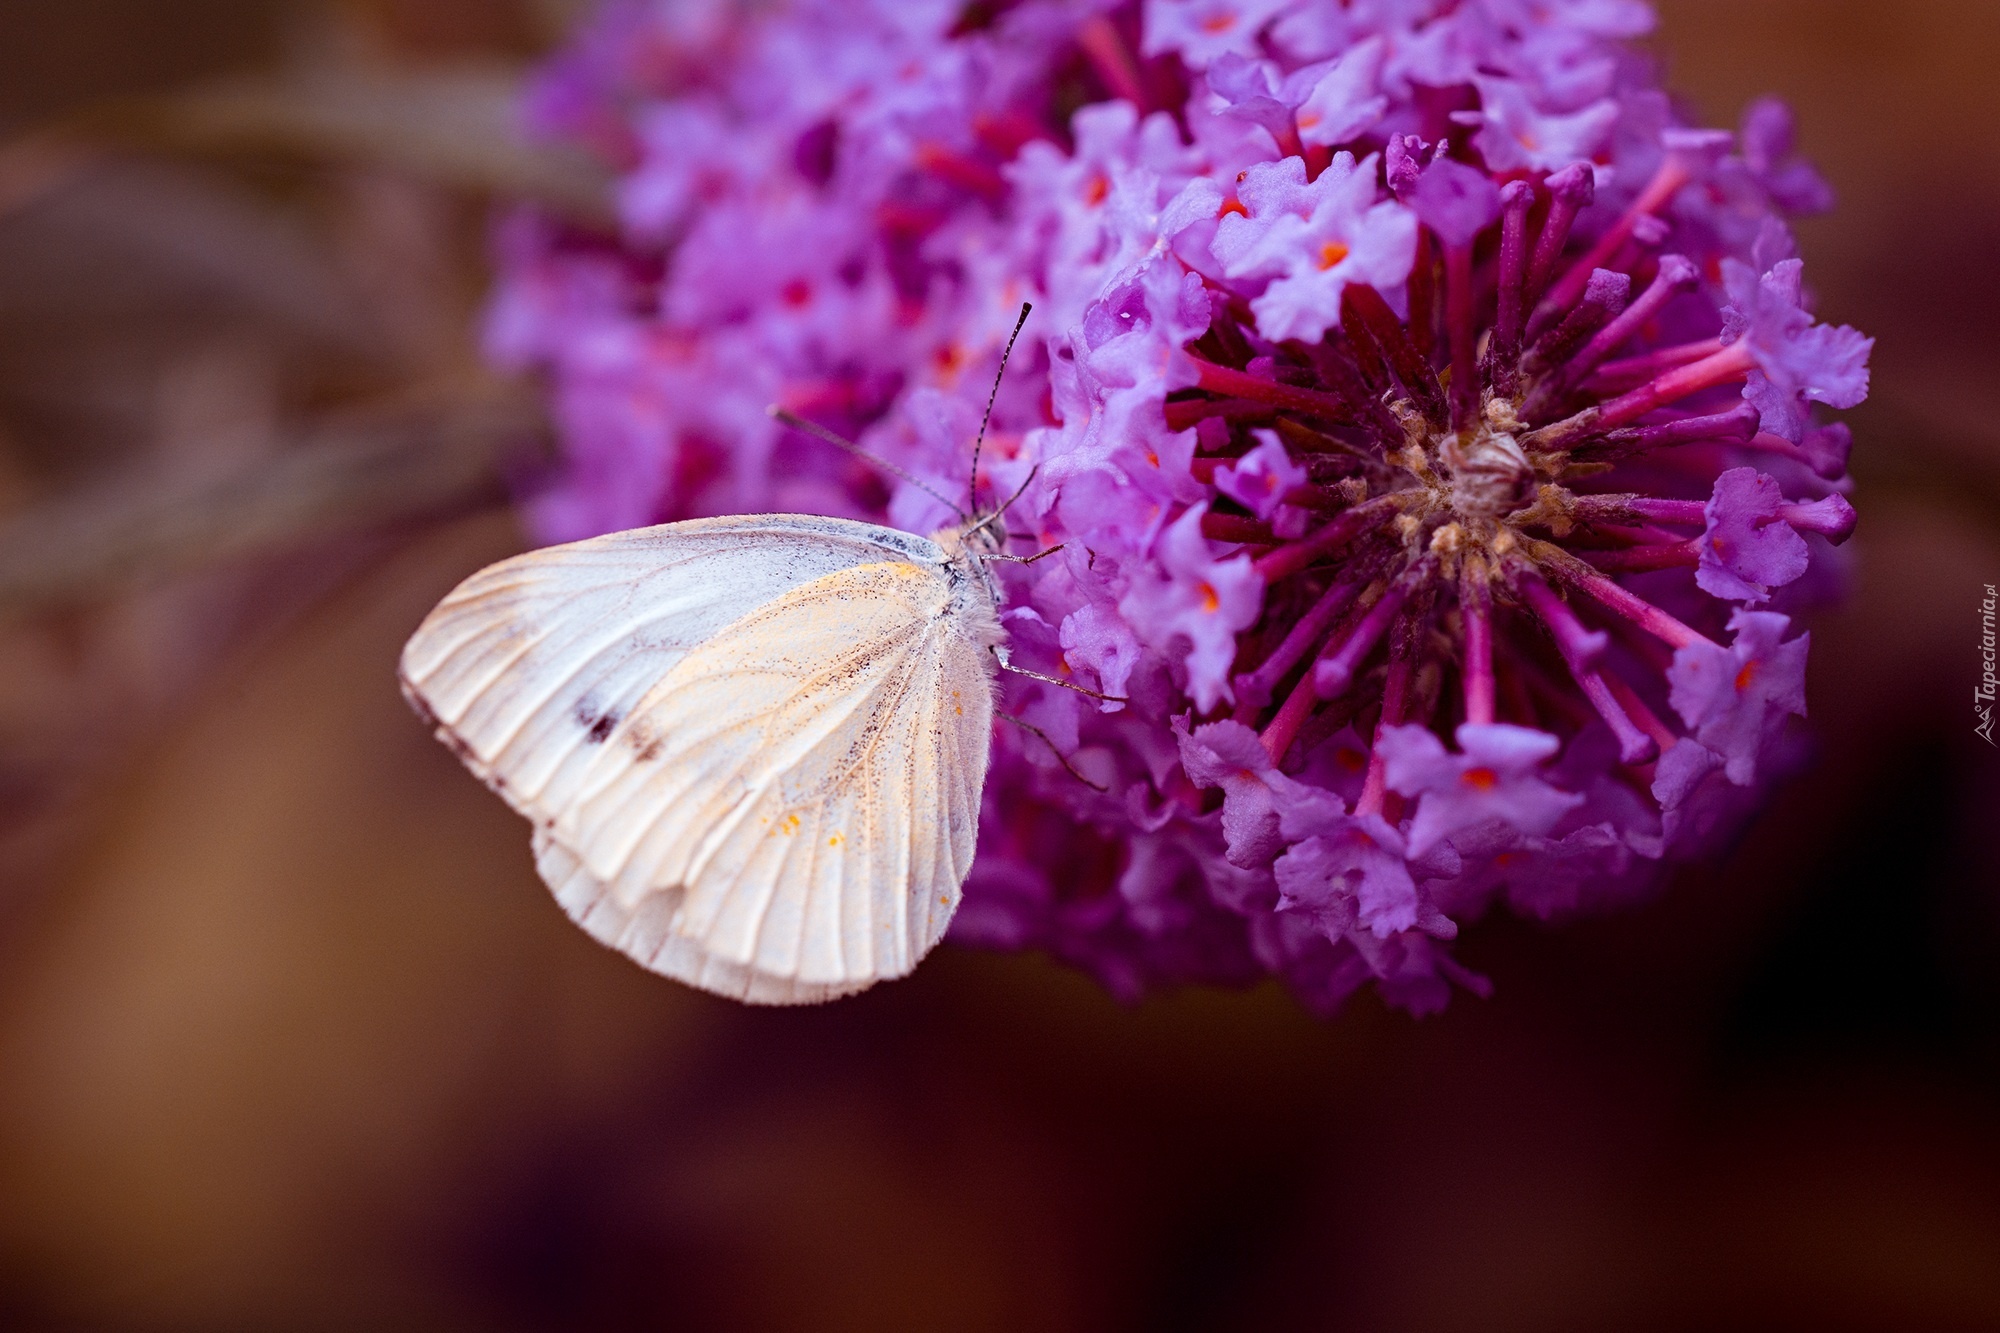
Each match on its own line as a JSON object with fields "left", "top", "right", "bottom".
{"left": 1979, "top": 583, "right": 1997, "bottom": 746}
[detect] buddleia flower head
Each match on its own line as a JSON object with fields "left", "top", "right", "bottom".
{"left": 491, "top": 0, "right": 1868, "bottom": 1014}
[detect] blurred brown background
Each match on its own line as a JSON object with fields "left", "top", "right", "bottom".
{"left": 0, "top": 2, "right": 1995, "bottom": 1329}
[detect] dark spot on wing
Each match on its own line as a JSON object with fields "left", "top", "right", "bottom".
{"left": 577, "top": 701, "right": 621, "bottom": 744}
{"left": 624, "top": 720, "right": 664, "bottom": 762}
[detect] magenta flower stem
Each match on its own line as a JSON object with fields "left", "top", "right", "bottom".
{"left": 1286, "top": 484, "right": 1354, "bottom": 510}
{"left": 1586, "top": 521, "right": 1688, "bottom": 547}
{"left": 1189, "top": 356, "right": 1358, "bottom": 425}
{"left": 1538, "top": 155, "right": 1691, "bottom": 324}
{"left": 1592, "top": 337, "right": 1726, "bottom": 387}
{"left": 1355, "top": 613, "right": 1422, "bottom": 819}
{"left": 1243, "top": 562, "right": 1379, "bottom": 703}
{"left": 1258, "top": 665, "right": 1320, "bottom": 764}
{"left": 1626, "top": 497, "right": 1708, "bottom": 525}
{"left": 1273, "top": 119, "right": 1306, "bottom": 164}
{"left": 1561, "top": 255, "right": 1700, "bottom": 385}
{"left": 1602, "top": 671, "right": 1679, "bottom": 755}
{"left": 1574, "top": 667, "right": 1658, "bottom": 764}
{"left": 1446, "top": 241, "right": 1480, "bottom": 429}
{"left": 1342, "top": 284, "right": 1446, "bottom": 425}
{"left": 1315, "top": 558, "right": 1428, "bottom": 699}
{"left": 1523, "top": 163, "right": 1593, "bottom": 307}
{"left": 1582, "top": 539, "right": 1701, "bottom": 572}
{"left": 1547, "top": 555, "right": 1715, "bottom": 650}
{"left": 1592, "top": 401, "right": 1760, "bottom": 455}
{"left": 1490, "top": 181, "right": 1535, "bottom": 391}
{"left": 1518, "top": 573, "right": 1608, "bottom": 672}
{"left": 1254, "top": 494, "right": 1402, "bottom": 582}
{"left": 1528, "top": 270, "right": 1630, "bottom": 381}
{"left": 1514, "top": 651, "right": 1598, "bottom": 732}
{"left": 1201, "top": 512, "right": 1278, "bottom": 545}
{"left": 1163, "top": 396, "right": 1276, "bottom": 431}
{"left": 1304, "top": 338, "right": 1404, "bottom": 446}
{"left": 1595, "top": 340, "right": 1758, "bottom": 431}
{"left": 1408, "top": 229, "right": 1437, "bottom": 364}
{"left": 1460, "top": 564, "right": 1496, "bottom": 726}
{"left": 1740, "top": 430, "right": 1814, "bottom": 466}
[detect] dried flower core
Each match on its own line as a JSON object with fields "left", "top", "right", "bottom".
{"left": 1174, "top": 137, "right": 1861, "bottom": 820}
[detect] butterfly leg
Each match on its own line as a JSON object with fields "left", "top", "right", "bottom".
{"left": 996, "top": 711, "right": 1109, "bottom": 792}
{"left": 981, "top": 542, "right": 1064, "bottom": 566}
{"left": 990, "top": 646, "right": 1126, "bottom": 703}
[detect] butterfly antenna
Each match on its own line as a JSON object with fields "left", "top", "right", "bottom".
{"left": 964, "top": 464, "right": 1041, "bottom": 547}
{"left": 768, "top": 407, "right": 967, "bottom": 519}
{"left": 968, "top": 302, "right": 1033, "bottom": 515}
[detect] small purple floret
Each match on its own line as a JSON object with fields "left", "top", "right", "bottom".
{"left": 1407, "top": 155, "right": 1502, "bottom": 250}
{"left": 1723, "top": 242, "right": 1874, "bottom": 442}
{"left": 1379, "top": 723, "right": 1586, "bottom": 858}
{"left": 1666, "top": 610, "right": 1810, "bottom": 784}
{"left": 1697, "top": 467, "right": 1811, "bottom": 605}
{"left": 1215, "top": 430, "right": 1309, "bottom": 524}
{"left": 1120, "top": 505, "right": 1263, "bottom": 712}
{"left": 1212, "top": 153, "right": 1417, "bottom": 343}
{"left": 1176, "top": 717, "right": 1291, "bottom": 868}
{"left": 1275, "top": 814, "right": 1454, "bottom": 941}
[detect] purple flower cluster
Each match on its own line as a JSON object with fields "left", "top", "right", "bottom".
{"left": 490, "top": 0, "right": 1868, "bottom": 1013}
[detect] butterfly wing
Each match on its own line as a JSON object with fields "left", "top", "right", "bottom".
{"left": 533, "top": 830, "right": 869, "bottom": 1004}
{"left": 546, "top": 556, "right": 994, "bottom": 999}
{"left": 399, "top": 514, "right": 946, "bottom": 827}
{"left": 400, "top": 515, "right": 996, "bottom": 1003}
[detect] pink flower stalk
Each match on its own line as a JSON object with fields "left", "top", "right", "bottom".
{"left": 489, "top": 0, "right": 1868, "bottom": 1015}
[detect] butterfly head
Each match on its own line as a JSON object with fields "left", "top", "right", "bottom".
{"left": 960, "top": 511, "right": 1008, "bottom": 555}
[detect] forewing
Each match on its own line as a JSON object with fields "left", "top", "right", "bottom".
{"left": 399, "top": 514, "right": 944, "bottom": 830}
{"left": 553, "top": 558, "right": 995, "bottom": 998}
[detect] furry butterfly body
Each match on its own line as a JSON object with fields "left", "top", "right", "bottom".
{"left": 399, "top": 512, "right": 1005, "bottom": 1004}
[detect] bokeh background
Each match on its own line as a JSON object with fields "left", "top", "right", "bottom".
{"left": 0, "top": 2, "right": 1996, "bottom": 1328}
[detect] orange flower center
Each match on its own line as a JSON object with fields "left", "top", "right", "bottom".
{"left": 1316, "top": 240, "right": 1351, "bottom": 270}
{"left": 1462, "top": 766, "right": 1499, "bottom": 791}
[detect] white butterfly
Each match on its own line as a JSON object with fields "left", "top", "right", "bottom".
{"left": 400, "top": 309, "right": 1103, "bottom": 1004}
